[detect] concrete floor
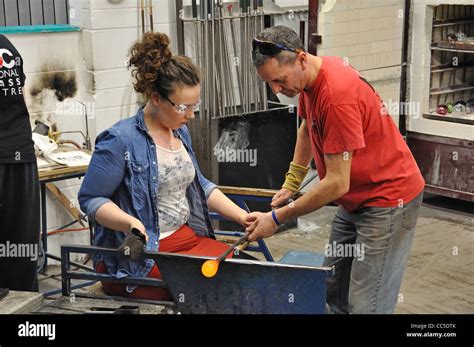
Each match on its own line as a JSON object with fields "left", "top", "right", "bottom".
{"left": 36, "top": 194, "right": 473, "bottom": 314}
{"left": 262, "top": 195, "right": 474, "bottom": 314}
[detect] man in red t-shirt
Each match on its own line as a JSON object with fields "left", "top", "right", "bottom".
{"left": 245, "top": 26, "right": 425, "bottom": 314}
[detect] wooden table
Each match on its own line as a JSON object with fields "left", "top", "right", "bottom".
{"left": 38, "top": 164, "right": 89, "bottom": 273}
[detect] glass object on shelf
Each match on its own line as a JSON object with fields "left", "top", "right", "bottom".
{"left": 436, "top": 105, "right": 448, "bottom": 115}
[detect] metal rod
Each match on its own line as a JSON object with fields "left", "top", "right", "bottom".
{"left": 217, "top": 0, "right": 226, "bottom": 116}
{"left": 140, "top": 0, "right": 145, "bottom": 35}
{"left": 220, "top": 1, "right": 234, "bottom": 116}
{"left": 216, "top": 232, "right": 250, "bottom": 262}
{"left": 148, "top": 0, "right": 154, "bottom": 32}
{"left": 211, "top": 0, "right": 217, "bottom": 118}
{"left": 46, "top": 253, "right": 93, "bottom": 272}
{"left": 216, "top": 0, "right": 222, "bottom": 117}
{"left": 253, "top": 0, "right": 259, "bottom": 112}
{"left": 214, "top": 0, "right": 221, "bottom": 117}
{"left": 204, "top": 0, "right": 210, "bottom": 122}
{"left": 243, "top": 0, "right": 249, "bottom": 113}
{"left": 261, "top": 0, "right": 267, "bottom": 110}
{"left": 222, "top": 5, "right": 237, "bottom": 115}
{"left": 228, "top": 3, "right": 243, "bottom": 114}
{"left": 43, "top": 281, "right": 97, "bottom": 298}
{"left": 249, "top": 0, "right": 255, "bottom": 112}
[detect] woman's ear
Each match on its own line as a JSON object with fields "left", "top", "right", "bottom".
{"left": 150, "top": 92, "right": 161, "bottom": 107}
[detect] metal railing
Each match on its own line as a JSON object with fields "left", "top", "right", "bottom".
{"left": 0, "top": 0, "right": 69, "bottom": 26}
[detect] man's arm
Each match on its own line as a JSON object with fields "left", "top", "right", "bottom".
{"left": 293, "top": 119, "right": 312, "bottom": 167}
{"left": 271, "top": 120, "right": 313, "bottom": 208}
{"left": 246, "top": 151, "right": 353, "bottom": 241}
{"left": 277, "top": 151, "right": 352, "bottom": 222}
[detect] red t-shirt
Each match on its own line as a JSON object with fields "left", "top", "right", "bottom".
{"left": 298, "top": 56, "right": 425, "bottom": 212}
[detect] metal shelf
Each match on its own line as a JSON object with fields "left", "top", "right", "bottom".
{"left": 431, "top": 61, "right": 474, "bottom": 73}
{"left": 431, "top": 46, "right": 474, "bottom": 54}
{"left": 432, "top": 17, "right": 474, "bottom": 27}
{"left": 424, "top": 112, "right": 474, "bottom": 125}
{"left": 430, "top": 83, "right": 474, "bottom": 96}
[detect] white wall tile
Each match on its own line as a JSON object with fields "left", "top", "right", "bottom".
{"left": 5, "top": 34, "right": 49, "bottom": 74}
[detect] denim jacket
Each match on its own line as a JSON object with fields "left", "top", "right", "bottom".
{"left": 78, "top": 108, "right": 216, "bottom": 290}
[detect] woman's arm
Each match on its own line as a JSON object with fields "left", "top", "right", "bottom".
{"left": 78, "top": 129, "right": 147, "bottom": 240}
{"left": 207, "top": 189, "right": 248, "bottom": 227}
{"left": 95, "top": 202, "right": 148, "bottom": 240}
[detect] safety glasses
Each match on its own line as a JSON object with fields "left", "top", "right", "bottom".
{"left": 251, "top": 38, "right": 303, "bottom": 60}
{"left": 160, "top": 92, "right": 201, "bottom": 115}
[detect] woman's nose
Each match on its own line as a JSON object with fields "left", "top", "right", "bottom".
{"left": 186, "top": 110, "right": 195, "bottom": 120}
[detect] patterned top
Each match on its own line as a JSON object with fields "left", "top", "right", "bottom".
{"left": 156, "top": 141, "right": 196, "bottom": 239}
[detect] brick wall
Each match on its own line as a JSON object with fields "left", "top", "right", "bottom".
{"left": 317, "top": 0, "right": 405, "bottom": 125}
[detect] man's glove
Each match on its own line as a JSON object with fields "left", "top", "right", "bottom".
{"left": 282, "top": 161, "right": 309, "bottom": 192}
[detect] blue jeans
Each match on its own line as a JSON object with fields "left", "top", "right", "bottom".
{"left": 323, "top": 192, "right": 423, "bottom": 314}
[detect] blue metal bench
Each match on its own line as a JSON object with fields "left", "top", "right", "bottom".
{"left": 51, "top": 186, "right": 335, "bottom": 313}
{"left": 59, "top": 245, "right": 332, "bottom": 314}
{"left": 46, "top": 186, "right": 276, "bottom": 298}
{"left": 279, "top": 250, "right": 326, "bottom": 267}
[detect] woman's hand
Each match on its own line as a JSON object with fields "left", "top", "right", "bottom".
{"left": 129, "top": 218, "right": 149, "bottom": 242}
{"left": 237, "top": 209, "right": 251, "bottom": 228}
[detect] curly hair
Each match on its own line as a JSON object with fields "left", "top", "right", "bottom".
{"left": 128, "top": 32, "right": 200, "bottom": 99}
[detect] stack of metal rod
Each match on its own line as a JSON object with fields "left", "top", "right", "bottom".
{"left": 185, "top": 0, "right": 268, "bottom": 120}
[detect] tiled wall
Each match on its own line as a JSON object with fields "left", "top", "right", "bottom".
{"left": 317, "top": 0, "right": 405, "bottom": 125}
{"left": 77, "top": 0, "right": 178, "bottom": 140}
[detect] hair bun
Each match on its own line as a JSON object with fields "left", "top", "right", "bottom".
{"left": 145, "top": 32, "right": 172, "bottom": 65}
{"left": 128, "top": 31, "right": 173, "bottom": 95}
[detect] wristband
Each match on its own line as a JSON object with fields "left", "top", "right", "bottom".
{"left": 271, "top": 209, "right": 282, "bottom": 226}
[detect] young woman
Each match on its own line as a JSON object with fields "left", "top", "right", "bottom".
{"left": 79, "top": 32, "right": 250, "bottom": 300}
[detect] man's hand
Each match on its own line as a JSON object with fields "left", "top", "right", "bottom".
{"left": 245, "top": 212, "right": 278, "bottom": 242}
{"left": 271, "top": 188, "right": 294, "bottom": 208}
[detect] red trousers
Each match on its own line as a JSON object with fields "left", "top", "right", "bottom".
{"left": 96, "top": 224, "right": 232, "bottom": 301}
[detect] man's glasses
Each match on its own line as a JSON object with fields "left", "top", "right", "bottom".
{"left": 160, "top": 92, "right": 201, "bottom": 115}
{"left": 252, "top": 38, "right": 303, "bottom": 60}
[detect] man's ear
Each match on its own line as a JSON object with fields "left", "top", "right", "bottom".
{"left": 298, "top": 52, "right": 308, "bottom": 70}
